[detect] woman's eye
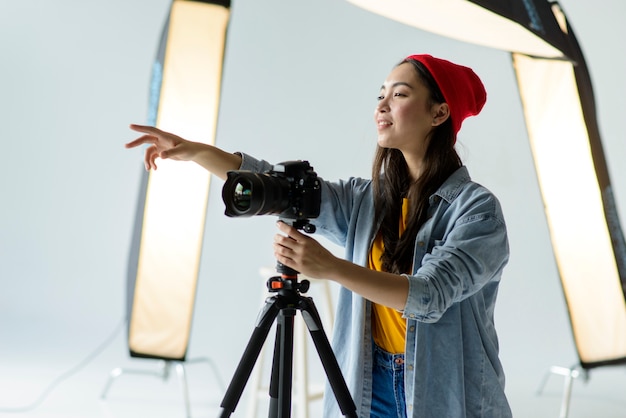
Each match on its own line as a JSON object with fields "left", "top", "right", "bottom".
{"left": 377, "top": 95, "right": 384, "bottom": 101}
{"left": 394, "top": 92, "right": 406, "bottom": 97}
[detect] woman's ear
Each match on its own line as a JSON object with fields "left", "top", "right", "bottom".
{"left": 432, "top": 103, "right": 450, "bottom": 127}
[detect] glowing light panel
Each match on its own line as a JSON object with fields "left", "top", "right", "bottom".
{"left": 128, "top": 0, "right": 230, "bottom": 360}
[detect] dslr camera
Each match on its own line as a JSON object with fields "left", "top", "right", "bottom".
{"left": 222, "top": 160, "right": 321, "bottom": 222}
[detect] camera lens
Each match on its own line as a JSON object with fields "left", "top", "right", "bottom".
{"left": 222, "top": 171, "right": 290, "bottom": 217}
{"left": 233, "top": 179, "right": 252, "bottom": 211}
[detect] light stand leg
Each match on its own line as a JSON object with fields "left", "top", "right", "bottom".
{"left": 100, "top": 360, "right": 192, "bottom": 416}
{"left": 101, "top": 360, "right": 170, "bottom": 399}
{"left": 175, "top": 363, "right": 191, "bottom": 418}
{"left": 101, "top": 356, "right": 224, "bottom": 418}
{"left": 536, "top": 364, "right": 583, "bottom": 418}
{"left": 101, "top": 367, "right": 123, "bottom": 399}
{"left": 554, "top": 366, "right": 581, "bottom": 418}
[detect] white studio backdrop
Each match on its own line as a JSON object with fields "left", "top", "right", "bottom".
{"left": 1, "top": 0, "right": 625, "bottom": 414}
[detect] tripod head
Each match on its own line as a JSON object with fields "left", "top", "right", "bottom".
{"left": 268, "top": 218, "right": 316, "bottom": 295}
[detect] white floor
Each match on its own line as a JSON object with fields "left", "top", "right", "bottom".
{"left": 2, "top": 321, "right": 626, "bottom": 418}
{"left": 0, "top": 317, "right": 327, "bottom": 418}
{"left": 1, "top": 332, "right": 241, "bottom": 418}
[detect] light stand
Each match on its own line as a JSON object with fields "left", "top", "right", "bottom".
{"left": 101, "top": 357, "right": 225, "bottom": 418}
{"left": 107, "top": 1, "right": 231, "bottom": 414}
{"left": 218, "top": 221, "right": 357, "bottom": 418}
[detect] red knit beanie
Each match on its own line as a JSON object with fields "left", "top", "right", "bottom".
{"left": 405, "top": 54, "right": 486, "bottom": 136}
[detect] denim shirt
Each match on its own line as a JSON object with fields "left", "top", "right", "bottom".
{"left": 239, "top": 154, "right": 512, "bottom": 418}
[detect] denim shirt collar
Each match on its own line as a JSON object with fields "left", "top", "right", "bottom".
{"left": 430, "top": 166, "right": 470, "bottom": 205}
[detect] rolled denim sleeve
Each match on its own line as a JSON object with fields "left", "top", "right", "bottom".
{"left": 236, "top": 152, "right": 273, "bottom": 173}
{"left": 403, "top": 192, "right": 509, "bottom": 322}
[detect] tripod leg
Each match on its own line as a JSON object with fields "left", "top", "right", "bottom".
{"left": 267, "top": 308, "right": 296, "bottom": 418}
{"left": 268, "top": 321, "right": 282, "bottom": 418}
{"left": 299, "top": 297, "right": 358, "bottom": 418}
{"left": 277, "top": 309, "right": 295, "bottom": 418}
{"left": 219, "top": 297, "right": 281, "bottom": 418}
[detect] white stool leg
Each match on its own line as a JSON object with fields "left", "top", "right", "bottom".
{"left": 294, "top": 315, "right": 309, "bottom": 418}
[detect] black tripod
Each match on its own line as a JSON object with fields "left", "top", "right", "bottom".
{"left": 218, "top": 222, "right": 357, "bottom": 418}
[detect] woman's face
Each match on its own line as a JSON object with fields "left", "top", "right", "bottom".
{"left": 374, "top": 62, "right": 438, "bottom": 158}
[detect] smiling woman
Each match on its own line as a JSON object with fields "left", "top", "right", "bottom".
{"left": 343, "top": 1, "right": 626, "bottom": 416}
{"left": 126, "top": 53, "right": 511, "bottom": 418}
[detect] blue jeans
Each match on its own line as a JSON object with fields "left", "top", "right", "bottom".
{"left": 371, "top": 343, "right": 407, "bottom": 418}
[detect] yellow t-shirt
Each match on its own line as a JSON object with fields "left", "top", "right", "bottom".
{"left": 369, "top": 199, "right": 410, "bottom": 354}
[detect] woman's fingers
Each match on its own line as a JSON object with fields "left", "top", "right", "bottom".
{"left": 125, "top": 134, "right": 158, "bottom": 149}
{"left": 148, "top": 147, "right": 160, "bottom": 170}
{"left": 275, "top": 220, "right": 302, "bottom": 239}
{"left": 126, "top": 124, "right": 183, "bottom": 170}
{"left": 129, "top": 123, "right": 161, "bottom": 135}
{"left": 274, "top": 225, "right": 297, "bottom": 265}
{"left": 273, "top": 222, "right": 316, "bottom": 271}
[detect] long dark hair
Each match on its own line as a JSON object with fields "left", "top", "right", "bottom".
{"left": 372, "top": 58, "right": 462, "bottom": 274}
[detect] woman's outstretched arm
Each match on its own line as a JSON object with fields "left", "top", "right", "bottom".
{"left": 125, "top": 124, "right": 242, "bottom": 180}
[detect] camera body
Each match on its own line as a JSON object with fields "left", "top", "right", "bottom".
{"left": 222, "top": 160, "right": 321, "bottom": 221}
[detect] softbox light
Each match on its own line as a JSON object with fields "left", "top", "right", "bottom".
{"left": 513, "top": 8, "right": 626, "bottom": 414}
{"left": 345, "top": 0, "right": 626, "bottom": 415}
{"left": 127, "top": 0, "right": 230, "bottom": 362}
{"left": 346, "top": 0, "right": 574, "bottom": 59}
{"left": 103, "top": 2, "right": 229, "bottom": 413}
{"left": 512, "top": 4, "right": 626, "bottom": 370}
